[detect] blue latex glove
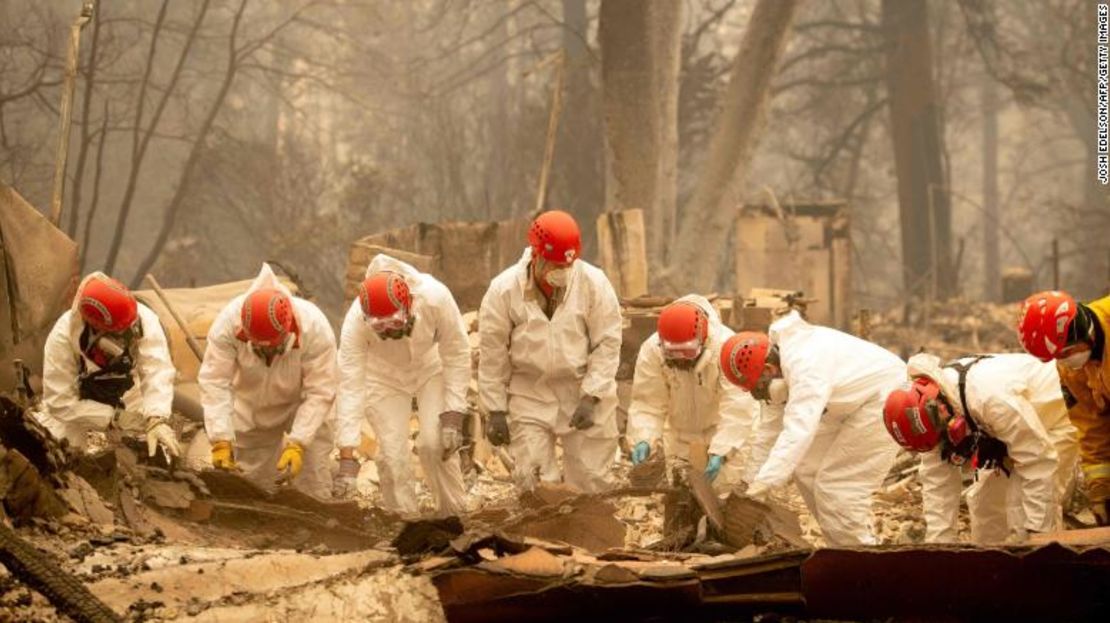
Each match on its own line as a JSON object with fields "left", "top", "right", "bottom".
{"left": 705, "top": 454, "right": 725, "bottom": 482}
{"left": 631, "top": 441, "right": 651, "bottom": 465}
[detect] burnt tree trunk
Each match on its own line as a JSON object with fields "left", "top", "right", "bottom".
{"left": 882, "top": 0, "right": 953, "bottom": 299}
{"left": 599, "top": 0, "right": 682, "bottom": 271}
{"left": 667, "top": 0, "right": 800, "bottom": 293}
{"left": 981, "top": 78, "right": 1000, "bottom": 301}
{"left": 555, "top": 0, "right": 604, "bottom": 257}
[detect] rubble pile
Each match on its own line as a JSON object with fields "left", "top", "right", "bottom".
{"left": 869, "top": 298, "right": 1023, "bottom": 359}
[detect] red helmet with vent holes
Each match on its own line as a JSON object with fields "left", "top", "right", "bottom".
{"left": 240, "top": 288, "right": 295, "bottom": 347}
{"left": 882, "top": 377, "right": 951, "bottom": 452}
{"left": 1017, "top": 290, "right": 1077, "bottom": 362}
{"left": 528, "top": 210, "right": 581, "bottom": 265}
{"left": 77, "top": 275, "right": 138, "bottom": 334}
{"left": 359, "top": 271, "right": 411, "bottom": 318}
{"left": 719, "top": 332, "right": 771, "bottom": 391}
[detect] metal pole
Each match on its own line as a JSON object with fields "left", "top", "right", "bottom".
{"left": 144, "top": 274, "right": 204, "bottom": 363}
{"left": 49, "top": 1, "right": 95, "bottom": 227}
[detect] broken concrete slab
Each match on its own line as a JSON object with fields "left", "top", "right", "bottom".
{"left": 55, "top": 470, "right": 115, "bottom": 524}
{"left": 139, "top": 479, "right": 194, "bottom": 510}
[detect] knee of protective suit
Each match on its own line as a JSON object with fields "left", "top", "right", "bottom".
{"left": 70, "top": 401, "right": 116, "bottom": 433}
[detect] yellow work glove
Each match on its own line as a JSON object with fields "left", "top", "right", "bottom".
{"left": 276, "top": 441, "right": 304, "bottom": 479}
{"left": 211, "top": 440, "right": 236, "bottom": 470}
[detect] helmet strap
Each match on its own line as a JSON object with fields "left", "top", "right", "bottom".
{"left": 1072, "top": 304, "right": 1103, "bottom": 361}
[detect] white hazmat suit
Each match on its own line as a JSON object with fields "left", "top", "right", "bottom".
{"left": 909, "top": 353, "right": 1078, "bottom": 543}
{"left": 627, "top": 294, "right": 758, "bottom": 484}
{"left": 38, "top": 275, "right": 175, "bottom": 449}
{"left": 198, "top": 264, "right": 337, "bottom": 497}
{"left": 336, "top": 254, "right": 471, "bottom": 515}
{"left": 478, "top": 249, "right": 622, "bottom": 493}
{"left": 745, "top": 311, "right": 905, "bottom": 546}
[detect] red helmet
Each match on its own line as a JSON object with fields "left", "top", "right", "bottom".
{"left": 528, "top": 210, "right": 581, "bottom": 265}
{"left": 78, "top": 275, "right": 138, "bottom": 333}
{"left": 658, "top": 302, "right": 709, "bottom": 360}
{"left": 359, "top": 271, "right": 411, "bottom": 318}
{"left": 882, "top": 377, "right": 951, "bottom": 452}
{"left": 1018, "top": 291, "right": 1077, "bottom": 361}
{"left": 240, "top": 288, "right": 295, "bottom": 347}
{"left": 719, "top": 332, "right": 771, "bottom": 391}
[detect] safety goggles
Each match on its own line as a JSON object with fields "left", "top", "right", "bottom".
{"left": 660, "top": 338, "right": 703, "bottom": 362}
{"left": 368, "top": 308, "right": 408, "bottom": 332}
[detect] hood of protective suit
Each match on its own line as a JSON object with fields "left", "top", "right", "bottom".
{"left": 70, "top": 272, "right": 110, "bottom": 314}
{"left": 672, "top": 293, "right": 723, "bottom": 329}
{"left": 906, "top": 352, "right": 963, "bottom": 416}
{"left": 364, "top": 253, "right": 425, "bottom": 285}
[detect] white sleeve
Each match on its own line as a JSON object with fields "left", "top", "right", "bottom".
{"left": 919, "top": 451, "right": 961, "bottom": 543}
{"left": 336, "top": 302, "right": 369, "bottom": 449}
{"left": 627, "top": 340, "right": 668, "bottom": 446}
{"left": 981, "top": 394, "right": 1058, "bottom": 533}
{"left": 433, "top": 287, "right": 472, "bottom": 414}
{"left": 288, "top": 307, "right": 338, "bottom": 446}
{"left": 743, "top": 402, "right": 782, "bottom": 483}
{"left": 752, "top": 365, "right": 832, "bottom": 488}
{"left": 477, "top": 283, "right": 513, "bottom": 413}
{"left": 580, "top": 274, "right": 622, "bottom": 400}
{"left": 135, "top": 307, "right": 176, "bottom": 419}
{"left": 42, "top": 314, "right": 82, "bottom": 422}
{"left": 198, "top": 305, "right": 241, "bottom": 442}
{"left": 710, "top": 376, "right": 758, "bottom": 457}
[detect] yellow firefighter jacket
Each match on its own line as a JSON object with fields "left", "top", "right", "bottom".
{"left": 1059, "top": 293, "right": 1110, "bottom": 502}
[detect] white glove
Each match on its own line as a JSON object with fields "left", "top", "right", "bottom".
{"left": 145, "top": 417, "right": 181, "bottom": 459}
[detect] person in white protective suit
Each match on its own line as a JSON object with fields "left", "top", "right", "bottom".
{"left": 478, "top": 210, "right": 622, "bottom": 493}
{"left": 38, "top": 273, "right": 181, "bottom": 458}
{"left": 626, "top": 295, "right": 758, "bottom": 487}
{"left": 719, "top": 310, "right": 906, "bottom": 546}
{"left": 883, "top": 353, "right": 1078, "bottom": 543}
{"left": 333, "top": 254, "right": 471, "bottom": 515}
{"left": 198, "top": 264, "right": 337, "bottom": 498}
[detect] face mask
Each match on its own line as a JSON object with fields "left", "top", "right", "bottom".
{"left": 545, "top": 268, "right": 570, "bottom": 288}
{"left": 252, "top": 333, "right": 294, "bottom": 366}
{"left": 1060, "top": 349, "right": 1092, "bottom": 370}
{"left": 751, "top": 371, "right": 775, "bottom": 401}
{"left": 370, "top": 309, "right": 414, "bottom": 340}
{"left": 766, "top": 379, "right": 788, "bottom": 405}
